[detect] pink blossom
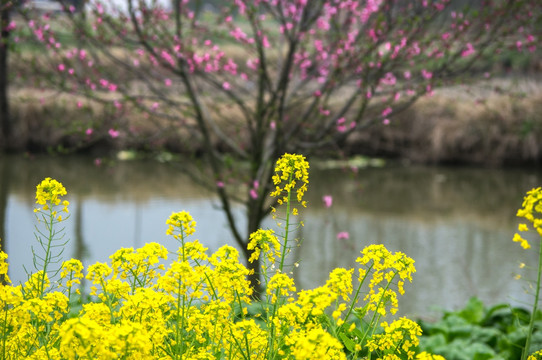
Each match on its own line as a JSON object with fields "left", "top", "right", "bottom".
{"left": 108, "top": 129, "right": 119, "bottom": 138}
{"left": 230, "top": 27, "right": 247, "bottom": 41}
{"left": 5, "top": 21, "right": 16, "bottom": 31}
{"left": 383, "top": 118, "right": 390, "bottom": 125}
{"left": 164, "top": 78, "right": 172, "bottom": 86}
{"left": 336, "top": 231, "right": 349, "bottom": 240}
{"left": 319, "top": 107, "right": 330, "bottom": 116}
{"left": 336, "top": 117, "right": 347, "bottom": 132}
{"left": 108, "top": 83, "right": 117, "bottom": 92}
{"left": 270, "top": 121, "right": 276, "bottom": 130}
{"left": 58, "top": 64, "right": 65, "bottom": 71}
{"left": 262, "top": 35, "right": 270, "bottom": 48}
{"left": 85, "top": 128, "right": 93, "bottom": 136}
{"left": 250, "top": 189, "right": 258, "bottom": 199}
{"left": 216, "top": 181, "right": 224, "bottom": 188}
{"left": 461, "top": 43, "right": 475, "bottom": 57}
{"left": 150, "top": 102, "right": 159, "bottom": 111}
{"left": 77, "top": 101, "right": 83, "bottom": 108}
{"left": 421, "top": 69, "right": 433, "bottom": 80}
{"left": 247, "top": 58, "right": 260, "bottom": 71}
{"left": 94, "top": 158, "right": 102, "bottom": 166}
{"left": 222, "top": 82, "right": 231, "bottom": 90}
{"left": 161, "top": 50, "right": 175, "bottom": 66}
{"left": 380, "top": 72, "right": 396, "bottom": 86}
{"left": 382, "top": 107, "right": 392, "bottom": 117}
{"left": 323, "top": 195, "right": 333, "bottom": 208}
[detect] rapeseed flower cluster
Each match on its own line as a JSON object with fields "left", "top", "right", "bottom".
{"left": 356, "top": 244, "right": 416, "bottom": 316}
{"left": 513, "top": 187, "right": 542, "bottom": 360}
{"left": 247, "top": 229, "right": 281, "bottom": 265}
{"left": 514, "top": 187, "right": 542, "bottom": 249}
{"left": 0, "top": 156, "right": 449, "bottom": 359}
{"left": 34, "top": 177, "right": 69, "bottom": 221}
{"left": 270, "top": 153, "right": 309, "bottom": 214}
{"left": 367, "top": 317, "right": 421, "bottom": 359}
{"left": 529, "top": 349, "right": 542, "bottom": 360}
{"left": 166, "top": 210, "right": 196, "bottom": 240}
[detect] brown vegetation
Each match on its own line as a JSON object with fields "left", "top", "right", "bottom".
{"left": 8, "top": 77, "right": 542, "bottom": 166}
{"left": 346, "top": 78, "right": 542, "bottom": 166}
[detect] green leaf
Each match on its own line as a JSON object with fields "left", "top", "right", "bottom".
{"left": 457, "top": 297, "right": 485, "bottom": 324}
{"left": 339, "top": 333, "right": 356, "bottom": 353}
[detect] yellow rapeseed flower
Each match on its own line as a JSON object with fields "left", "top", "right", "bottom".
{"left": 60, "top": 259, "right": 84, "bottom": 288}
{"left": 270, "top": 153, "right": 309, "bottom": 213}
{"left": 267, "top": 273, "right": 296, "bottom": 303}
{"left": 0, "top": 250, "right": 11, "bottom": 284}
{"left": 166, "top": 210, "right": 196, "bottom": 240}
{"left": 35, "top": 177, "right": 67, "bottom": 206}
{"left": 528, "top": 349, "right": 542, "bottom": 360}
{"left": 367, "top": 317, "right": 421, "bottom": 359}
{"left": 34, "top": 177, "right": 70, "bottom": 221}
{"left": 286, "top": 326, "right": 346, "bottom": 360}
{"left": 514, "top": 187, "right": 542, "bottom": 249}
{"left": 247, "top": 229, "right": 281, "bottom": 264}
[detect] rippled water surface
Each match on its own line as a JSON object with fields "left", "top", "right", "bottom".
{"left": 1, "top": 154, "right": 540, "bottom": 319}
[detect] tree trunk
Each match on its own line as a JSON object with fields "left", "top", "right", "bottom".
{"left": 0, "top": 5, "right": 12, "bottom": 150}
{"left": 242, "top": 195, "right": 269, "bottom": 299}
{"left": 0, "top": 157, "right": 10, "bottom": 284}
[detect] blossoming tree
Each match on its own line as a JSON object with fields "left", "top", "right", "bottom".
{"left": 0, "top": 0, "right": 14, "bottom": 146}
{"left": 14, "top": 0, "right": 541, "bottom": 290}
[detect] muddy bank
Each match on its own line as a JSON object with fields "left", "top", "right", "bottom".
{"left": 6, "top": 77, "right": 542, "bottom": 167}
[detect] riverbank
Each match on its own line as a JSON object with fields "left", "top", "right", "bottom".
{"left": 347, "top": 77, "right": 542, "bottom": 166}
{"left": 6, "top": 76, "right": 542, "bottom": 167}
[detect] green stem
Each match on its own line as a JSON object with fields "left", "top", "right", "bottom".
{"left": 278, "top": 173, "right": 293, "bottom": 273}
{"left": 175, "top": 279, "right": 184, "bottom": 359}
{"left": 38, "top": 211, "right": 56, "bottom": 298}
{"left": 522, "top": 238, "right": 542, "bottom": 360}
{"left": 361, "top": 272, "right": 398, "bottom": 347}
{"left": 176, "top": 230, "right": 187, "bottom": 359}
{"left": 342, "top": 264, "right": 374, "bottom": 327}
{"left": 1, "top": 304, "right": 8, "bottom": 360}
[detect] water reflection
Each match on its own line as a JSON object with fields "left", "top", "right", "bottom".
{"left": 1, "top": 154, "right": 541, "bottom": 319}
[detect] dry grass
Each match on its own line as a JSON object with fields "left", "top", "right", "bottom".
{"left": 8, "top": 76, "right": 542, "bottom": 165}
{"left": 348, "top": 77, "right": 542, "bottom": 165}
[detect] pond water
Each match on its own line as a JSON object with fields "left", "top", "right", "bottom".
{"left": 0, "top": 154, "right": 541, "bottom": 320}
